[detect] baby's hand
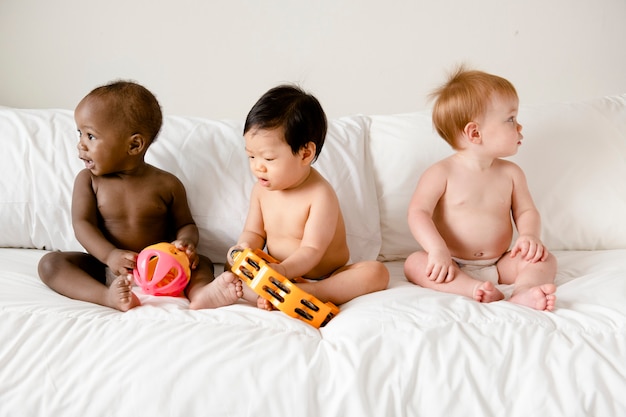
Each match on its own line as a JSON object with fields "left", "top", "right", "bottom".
{"left": 227, "top": 242, "right": 250, "bottom": 266}
{"left": 426, "top": 250, "right": 455, "bottom": 283}
{"left": 510, "top": 235, "right": 548, "bottom": 263}
{"left": 106, "top": 249, "right": 138, "bottom": 277}
{"left": 172, "top": 239, "right": 199, "bottom": 269}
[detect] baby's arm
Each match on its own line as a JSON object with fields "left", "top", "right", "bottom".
{"left": 168, "top": 175, "right": 201, "bottom": 268}
{"left": 172, "top": 224, "right": 200, "bottom": 269}
{"left": 71, "top": 170, "right": 136, "bottom": 275}
{"left": 407, "top": 164, "right": 455, "bottom": 283}
{"left": 228, "top": 187, "right": 267, "bottom": 266}
{"left": 508, "top": 163, "right": 548, "bottom": 262}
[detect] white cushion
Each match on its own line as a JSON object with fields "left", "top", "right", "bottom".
{"left": 314, "top": 116, "right": 382, "bottom": 262}
{"left": 0, "top": 108, "right": 82, "bottom": 251}
{"left": 0, "top": 108, "right": 381, "bottom": 264}
{"left": 368, "top": 111, "right": 452, "bottom": 260}
{"left": 515, "top": 94, "right": 626, "bottom": 250}
{"left": 368, "top": 94, "right": 626, "bottom": 259}
{"left": 151, "top": 114, "right": 381, "bottom": 263}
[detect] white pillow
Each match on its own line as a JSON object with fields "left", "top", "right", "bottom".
{"left": 315, "top": 116, "right": 382, "bottom": 262}
{"left": 0, "top": 107, "right": 381, "bottom": 265}
{"left": 152, "top": 114, "right": 381, "bottom": 264}
{"left": 146, "top": 116, "right": 253, "bottom": 264}
{"left": 368, "top": 94, "right": 626, "bottom": 258}
{"left": 514, "top": 94, "right": 626, "bottom": 250}
{"left": 0, "top": 108, "right": 83, "bottom": 251}
{"left": 368, "top": 111, "right": 452, "bottom": 260}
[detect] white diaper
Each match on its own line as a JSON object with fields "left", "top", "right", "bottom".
{"left": 452, "top": 257, "right": 500, "bottom": 285}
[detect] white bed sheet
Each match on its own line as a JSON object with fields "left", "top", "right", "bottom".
{"left": 0, "top": 249, "right": 625, "bottom": 417}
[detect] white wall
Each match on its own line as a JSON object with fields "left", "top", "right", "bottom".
{"left": 1, "top": 0, "right": 625, "bottom": 119}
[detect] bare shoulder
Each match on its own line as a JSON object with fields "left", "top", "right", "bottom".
{"left": 74, "top": 168, "right": 104, "bottom": 194}
{"left": 74, "top": 168, "right": 93, "bottom": 184}
{"left": 309, "top": 169, "right": 339, "bottom": 199}
{"left": 494, "top": 158, "right": 521, "bottom": 169}
{"left": 310, "top": 168, "right": 334, "bottom": 187}
{"left": 148, "top": 164, "right": 178, "bottom": 179}
{"left": 73, "top": 168, "right": 96, "bottom": 196}
{"left": 147, "top": 165, "right": 185, "bottom": 187}
{"left": 419, "top": 157, "right": 454, "bottom": 183}
{"left": 494, "top": 159, "right": 527, "bottom": 178}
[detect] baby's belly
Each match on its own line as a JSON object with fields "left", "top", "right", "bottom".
{"left": 104, "top": 220, "right": 173, "bottom": 252}
{"left": 441, "top": 220, "right": 513, "bottom": 260}
{"left": 266, "top": 237, "right": 301, "bottom": 262}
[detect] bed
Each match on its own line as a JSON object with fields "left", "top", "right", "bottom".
{"left": 1, "top": 94, "right": 625, "bottom": 416}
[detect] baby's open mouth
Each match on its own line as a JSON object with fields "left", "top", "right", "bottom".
{"left": 80, "top": 157, "right": 94, "bottom": 169}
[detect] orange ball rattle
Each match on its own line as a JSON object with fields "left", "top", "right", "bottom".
{"left": 133, "top": 243, "right": 190, "bottom": 296}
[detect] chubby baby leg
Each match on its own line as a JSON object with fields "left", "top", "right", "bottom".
{"left": 498, "top": 252, "right": 558, "bottom": 311}
{"left": 38, "top": 251, "right": 140, "bottom": 312}
{"left": 187, "top": 257, "right": 243, "bottom": 310}
{"left": 296, "top": 260, "right": 389, "bottom": 306}
{"left": 188, "top": 271, "right": 243, "bottom": 310}
{"left": 405, "top": 251, "right": 503, "bottom": 303}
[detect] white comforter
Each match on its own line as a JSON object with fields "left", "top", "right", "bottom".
{"left": 1, "top": 248, "right": 624, "bottom": 417}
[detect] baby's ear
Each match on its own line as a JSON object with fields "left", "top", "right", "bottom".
{"left": 300, "top": 141, "right": 317, "bottom": 163}
{"left": 128, "top": 134, "right": 147, "bottom": 155}
{"left": 462, "top": 122, "right": 482, "bottom": 144}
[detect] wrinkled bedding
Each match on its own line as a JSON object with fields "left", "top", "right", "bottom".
{"left": 1, "top": 249, "right": 624, "bottom": 417}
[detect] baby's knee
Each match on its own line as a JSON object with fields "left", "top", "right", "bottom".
{"left": 37, "top": 252, "right": 62, "bottom": 284}
{"left": 545, "top": 251, "right": 558, "bottom": 266}
{"left": 364, "top": 261, "right": 390, "bottom": 290}
{"left": 543, "top": 251, "right": 558, "bottom": 275}
{"left": 403, "top": 251, "right": 428, "bottom": 282}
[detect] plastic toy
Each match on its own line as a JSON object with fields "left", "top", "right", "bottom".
{"left": 133, "top": 242, "right": 191, "bottom": 296}
{"left": 230, "top": 248, "right": 339, "bottom": 328}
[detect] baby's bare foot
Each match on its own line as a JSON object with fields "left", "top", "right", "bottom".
{"left": 189, "top": 272, "right": 243, "bottom": 310}
{"left": 509, "top": 284, "right": 557, "bottom": 311}
{"left": 256, "top": 296, "right": 274, "bottom": 311}
{"left": 473, "top": 281, "right": 505, "bottom": 303}
{"left": 108, "top": 274, "right": 140, "bottom": 312}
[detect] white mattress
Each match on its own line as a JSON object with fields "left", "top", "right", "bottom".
{"left": 1, "top": 248, "right": 625, "bottom": 417}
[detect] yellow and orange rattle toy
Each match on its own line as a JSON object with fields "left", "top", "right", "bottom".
{"left": 133, "top": 243, "right": 191, "bottom": 296}
{"left": 230, "top": 248, "right": 339, "bottom": 328}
